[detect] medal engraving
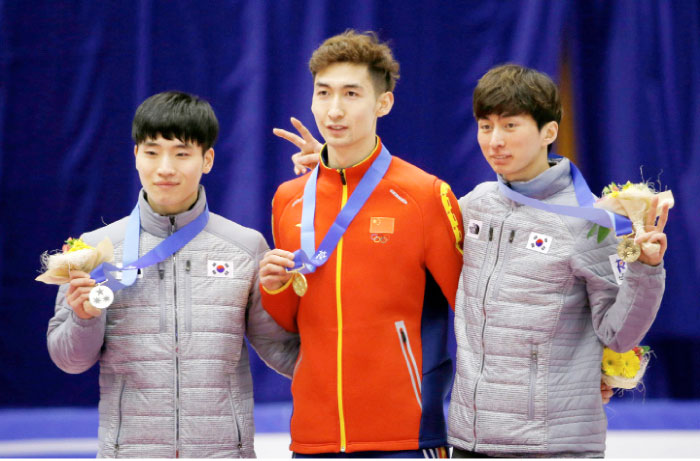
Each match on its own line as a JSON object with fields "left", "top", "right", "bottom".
{"left": 89, "top": 284, "right": 114, "bottom": 309}
{"left": 292, "top": 272, "right": 308, "bottom": 297}
{"left": 617, "top": 236, "right": 641, "bottom": 263}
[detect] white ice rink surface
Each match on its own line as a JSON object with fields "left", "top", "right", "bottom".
{"left": 0, "top": 431, "right": 697, "bottom": 458}
{"left": 251, "top": 432, "right": 699, "bottom": 458}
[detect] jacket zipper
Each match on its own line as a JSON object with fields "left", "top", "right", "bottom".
{"left": 114, "top": 377, "right": 126, "bottom": 457}
{"left": 528, "top": 345, "right": 538, "bottom": 420}
{"left": 185, "top": 260, "right": 192, "bottom": 332}
{"left": 170, "top": 217, "right": 181, "bottom": 458}
{"left": 158, "top": 262, "right": 166, "bottom": 333}
{"left": 472, "top": 221, "right": 506, "bottom": 450}
{"left": 394, "top": 321, "right": 422, "bottom": 409}
{"left": 228, "top": 381, "right": 243, "bottom": 450}
{"left": 336, "top": 169, "right": 348, "bottom": 452}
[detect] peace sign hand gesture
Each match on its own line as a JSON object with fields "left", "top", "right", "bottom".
{"left": 273, "top": 117, "right": 323, "bottom": 175}
{"left": 635, "top": 196, "right": 670, "bottom": 266}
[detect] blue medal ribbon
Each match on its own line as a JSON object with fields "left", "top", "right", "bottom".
{"left": 292, "top": 143, "right": 392, "bottom": 274}
{"left": 90, "top": 202, "right": 209, "bottom": 292}
{"left": 497, "top": 155, "right": 632, "bottom": 236}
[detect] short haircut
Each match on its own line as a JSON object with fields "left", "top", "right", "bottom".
{"left": 473, "top": 64, "right": 562, "bottom": 130}
{"left": 132, "top": 91, "right": 219, "bottom": 153}
{"left": 309, "top": 29, "right": 400, "bottom": 94}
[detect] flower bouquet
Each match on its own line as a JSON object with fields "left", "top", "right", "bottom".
{"left": 591, "top": 181, "right": 674, "bottom": 262}
{"left": 36, "top": 237, "right": 113, "bottom": 285}
{"left": 601, "top": 346, "right": 651, "bottom": 390}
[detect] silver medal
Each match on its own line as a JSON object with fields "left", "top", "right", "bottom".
{"left": 89, "top": 284, "right": 114, "bottom": 309}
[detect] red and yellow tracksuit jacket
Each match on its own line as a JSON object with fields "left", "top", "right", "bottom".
{"left": 261, "top": 139, "right": 464, "bottom": 454}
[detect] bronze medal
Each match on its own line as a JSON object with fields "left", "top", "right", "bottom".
{"left": 292, "top": 272, "right": 308, "bottom": 297}
{"left": 617, "top": 235, "right": 641, "bottom": 263}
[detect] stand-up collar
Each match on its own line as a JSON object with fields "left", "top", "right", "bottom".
{"left": 318, "top": 136, "right": 384, "bottom": 184}
{"left": 500, "top": 157, "right": 572, "bottom": 200}
{"left": 138, "top": 185, "right": 208, "bottom": 237}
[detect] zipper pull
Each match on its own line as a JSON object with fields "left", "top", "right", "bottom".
{"left": 400, "top": 329, "right": 407, "bottom": 343}
{"left": 185, "top": 260, "right": 191, "bottom": 272}
{"left": 509, "top": 229, "right": 516, "bottom": 243}
{"left": 488, "top": 227, "right": 494, "bottom": 241}
{"left": 339, "top": 169, "right": 347, "bottom": 185}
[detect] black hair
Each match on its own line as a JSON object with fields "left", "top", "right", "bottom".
{"left": 132, "top": 91, "right": 219, "bottom": 153}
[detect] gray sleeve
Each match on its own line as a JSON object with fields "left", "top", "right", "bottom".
{"left": 572, "top": 233, "right": 665, "bottom": 352}
{"left": 46, "top": 283, "right": 106, "bottom": 374}
{"left": 244, "top": 237, "right": 300, "bottom": 379}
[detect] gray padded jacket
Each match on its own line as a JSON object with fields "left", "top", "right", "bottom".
{"left": 447, "top": 159, "right": 665, "bottom": 457}
{"left": 47, "top": 188, "right": 299, "bottom": 458}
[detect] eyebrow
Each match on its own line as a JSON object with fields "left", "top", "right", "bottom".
{"left": 144, "top": 140, "right": 192, "bottom": 148}
{"left": 315, "top": 81, "right": 363, "bottom": 90}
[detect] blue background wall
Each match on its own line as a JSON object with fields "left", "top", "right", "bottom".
{"left": 1, "top": 0, "right": 698, "bottom": 407}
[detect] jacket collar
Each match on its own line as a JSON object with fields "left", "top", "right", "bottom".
{"left": 500, "top": 156, "right": 572, "bottom": 200}
{"left": 138, "top": 185, "right": 208, "bottom": 237}
{"left": 318, "top": 136, "right": 383, "bottom": 185}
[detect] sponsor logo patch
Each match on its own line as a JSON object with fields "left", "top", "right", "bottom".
{"left": 467, "top": 219, "right": 482, "bottom": 239}
{"left": 609, "top": 254, "right": 627, "bottom": 285}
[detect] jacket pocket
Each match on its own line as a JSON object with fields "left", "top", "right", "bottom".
{"left": 394, "top": 320, "right": 422, "bottom": 409}
{"left": 228, "top": 380, "right": 243, "bottom": 450}
{"left": 184, "top": 260, "right": 192, "bottom": 332}
{"left": 114, "top": 376, "right": 127, "bottom": 457}
{"left": 528, "top": 344, "right": 538, "bottom": 420}
{"left": 158, "top": 262, "right": 167, "bottom": 333}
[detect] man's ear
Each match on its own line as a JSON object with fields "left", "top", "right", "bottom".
{"left": 376, "top": 92, "right": 394, "bottom": 118}
{"left": 203, "top": 148, "right": 215, "bottom": 174}
{"left": 134, "top": 144, "right": 139, "bottom": 158}
{"left": 542, "top": 121, "right": 559, "bottom": 147}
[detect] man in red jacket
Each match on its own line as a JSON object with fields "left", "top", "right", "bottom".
{"left": 259, "top": 30, "right": 463, "bottom": 458}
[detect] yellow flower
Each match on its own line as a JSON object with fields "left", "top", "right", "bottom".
{"left": 621, "top": 350, "right": 641, "bottom": 378}
{"left": 602, "top": 348, "right": 625, "bottom": 376}
{"left": 64, "top": 238, "right": 94, "bottom": 253}
{"left": 602, "top": 347, "right": 641, "bottom": 378}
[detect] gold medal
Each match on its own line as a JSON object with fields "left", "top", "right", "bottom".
{"left": 292, "top": 272, "right": 308, "bottom": 297}
{"left": 617, "top": 235, "right": 641, "bottom": 263}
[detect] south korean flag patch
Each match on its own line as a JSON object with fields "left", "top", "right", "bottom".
{"left": 208, "top": 260, "right": 234, "bottom": 278}
{"left": 526, "top": 232, "right": 552, "bottom": 254}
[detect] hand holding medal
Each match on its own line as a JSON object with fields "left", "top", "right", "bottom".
{"left": 593, "top": 182, "right": 673, "bottom": 264}
{"left": 36, "top": 237, "right": 115, "bottom": 318}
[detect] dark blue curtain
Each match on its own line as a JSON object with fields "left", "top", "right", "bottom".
{"left": 1, "top": 0, "right": 698, "bottom": 407}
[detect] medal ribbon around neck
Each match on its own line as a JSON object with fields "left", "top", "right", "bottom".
{"left": 291, "top": 143, "right": 392, "bottom": 274}
{"left": 88, "top": 202, "right": 209, "bottom": 308}
{"left": 497, "top": 155, "right": 632, "bottom": 236}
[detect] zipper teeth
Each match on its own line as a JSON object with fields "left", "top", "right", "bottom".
{"left": 472, "top": 224, "right": 505, "bottom": 449}
{"left": 337, "top": 169, "right": 347, "bottom": 452}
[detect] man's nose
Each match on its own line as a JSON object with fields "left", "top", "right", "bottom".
{"left": 489, "top": 128, "right": 505, "bottom": 148}
{"left": 328, "top": 96, "right": 344, "bottom": 119}
{"left": 157, "top": 155, "right": 176, "bottom": 175}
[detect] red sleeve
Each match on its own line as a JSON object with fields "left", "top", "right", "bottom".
{"left": 260, "top": 188, "right": 301, "bottom": 333}
{"left": 424, "top": 179, "right": 464, "bottom": 308}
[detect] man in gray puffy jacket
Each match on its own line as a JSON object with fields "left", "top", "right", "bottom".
{"left": 448, "top": 64, "right": 669, "bottom": 457}
{"left": 47, "top": 91, "right": 299, "bottom": 458}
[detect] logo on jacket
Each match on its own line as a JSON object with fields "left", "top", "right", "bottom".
{"left": 609, "top": 254, "right": 627, "bottom": 285}
{"left": 526, "top": 232, "right": 552, "bottom": 254}
{"left": 208, "top": 260, "right": 234, "bottom": 278}
{"left": 467, "top": 219, "right": 482, "bottom": 239}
